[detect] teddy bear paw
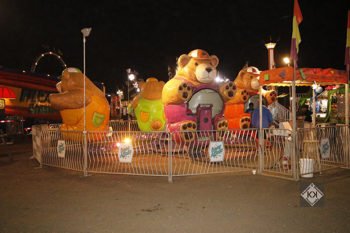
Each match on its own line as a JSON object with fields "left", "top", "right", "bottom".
{"left": 240, "top": 90, "right": 249, "bottom": 102}
{"left": 180, "top": 120, "right": 197, "bottom": 141}
{"left": 178, "top": 83, "right": 193, "bottom": 102}
{"left": 240, "top": 117, "right": 251, "bottom": 129}
{"left": 221, "top": 81, "right": 237, "bottom": 100}
{"left": 216, "top": 119, "right": 228, "bottom": 131}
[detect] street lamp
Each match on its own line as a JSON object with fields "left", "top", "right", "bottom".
{"left": 283, "top": 57, "right": 291, "bottom": 66}
{"left": 81, "top": 27, "right": 91, "bottom": 177}
{"left": 126, "top": 68, "right": 138, "bottom": 130}
{"left": 117, "top": 89, "right": 124, "bottom": 119}
{"left": 81, "top": 27, "right": 92, "bottom": 132}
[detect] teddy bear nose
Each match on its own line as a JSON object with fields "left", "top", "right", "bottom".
{"left": 206, "top": 67, "right": 212, "bottom": 73}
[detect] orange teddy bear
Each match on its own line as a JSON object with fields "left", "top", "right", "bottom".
{"left": 49, "top": 68, "right": 110, "bottom": 137}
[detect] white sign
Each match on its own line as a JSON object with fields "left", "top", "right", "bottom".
{"left": 320, "top": 138, "right": 330, "bottom": 159}
{"left": 208, "top": 141, "right": 224, "bottom": 162}
{"left": 57, "top": 140, "right": 66, "bottom": 158}
{"left": 118, "top": 143, "right": 134, "bottom": 163}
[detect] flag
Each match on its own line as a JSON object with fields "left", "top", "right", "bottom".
{"left": 345, "top": 10, "right": 350, "bottom": 66}
{"left": 290, "top": 0, "right": 303, "bottom": 62}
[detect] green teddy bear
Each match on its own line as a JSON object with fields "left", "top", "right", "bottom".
{"left": 130, "top": 78, "right": 166, "bottom": 132}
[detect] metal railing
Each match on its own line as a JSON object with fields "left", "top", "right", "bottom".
{"left": 296, "top": 124, "right": 350, "bottom": 177}
{"left": 32, "top": 123, "right": 350, "bottom": 181}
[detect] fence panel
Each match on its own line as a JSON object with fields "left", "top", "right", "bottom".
{"left": 86, "top": 131, "right": 169, "bottom": 176}
{"left": 260, "top": 128, "right": 295, "bottom": 179}
{"left": 297, "top": 125, "right": 349, "bottom": 176}
{"left": 169, "top": 129, "right": 259, "bottom": 176}
{"left": 40, "top": 129, "right": 84, "bottom": 171}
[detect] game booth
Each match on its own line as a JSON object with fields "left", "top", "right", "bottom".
{"left": 259, "top": 66, "right": 349, "bottom": 178}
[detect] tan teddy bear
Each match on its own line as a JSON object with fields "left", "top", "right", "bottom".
{"left": 162, "top": 49, "right": 236, "bottom": 138}
{"left": 49, "top": 68, "right": 110, "bottom": 134}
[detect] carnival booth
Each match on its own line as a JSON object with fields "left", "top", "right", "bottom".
{"left": 259, "top": 67, "right": 348, "bottom": 125}
{"left": 259, "top": 66, "right": 349, "bottom": 178}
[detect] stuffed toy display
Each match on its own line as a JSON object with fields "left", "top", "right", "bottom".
{"left": 162, "top": 49, "right": 236, "bottom": 141}
{"left": 49, "top": 68, "right": 110, "bottom": 138}
{"left": 224, "top": 66, "right": 276, "bottom": 129}
{"left": 130, "top": 77, "right": 166, "bottom": 132}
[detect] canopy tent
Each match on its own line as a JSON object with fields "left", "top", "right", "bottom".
{"left": 259, "top": 67, "right": 348, "bottom": 86}
{"left": 258, "top": 66, "right": 349, "bottom": 127}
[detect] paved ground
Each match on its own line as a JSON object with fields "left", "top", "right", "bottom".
{"left": 1, "top": 137, "right": 350, "bottom": 233}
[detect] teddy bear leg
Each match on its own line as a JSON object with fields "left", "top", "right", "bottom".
{"left": 214, "top": 116, "right": 228, "bottom": 131}
{"left": 240, "top": 116, "right": 251, "bottom": 129}
{"left": 167, "top": 120, "right": 197, "bottom": 142}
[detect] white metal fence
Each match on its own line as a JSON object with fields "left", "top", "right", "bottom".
{"left": 32, "top": 123, "right": 350, "bottom": 181}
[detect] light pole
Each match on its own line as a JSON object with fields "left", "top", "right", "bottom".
{"left": 81, "top": 27, "right": 91, "bottom": 177}
{"left": 265, "top": 42, "right": 276, "bottom": 70}
{"left": 117, "top": 89, "right": 124, "bottom": 119}
{"left": 126, "top": 68, "right": 136, "bottom": 131}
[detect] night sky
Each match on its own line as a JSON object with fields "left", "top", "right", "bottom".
{"left": 0, "top": 0, "right": 348, "bottom": 93}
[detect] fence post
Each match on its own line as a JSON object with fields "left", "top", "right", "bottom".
{"left": 291, "top": 129, "right": 299, "bottom": 180}
{"left": 31, "top": 125, "right": 43, "bottom": 168}
{"left": 258, "top": 128, "right": 264, "bottom": 174}
{"left": 168, "top": 132, "right": 173, "bottom": 183}
{"left": 83, "top": 130, "right": 88, "bottom": 176}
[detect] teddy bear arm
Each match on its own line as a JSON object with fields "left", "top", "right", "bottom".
{"left": 49, "top": 90, "right": 92, "bottom": 110}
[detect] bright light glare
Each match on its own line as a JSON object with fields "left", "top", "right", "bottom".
{"left": 283, "top": 57, "right": 290, "bottom": 65}
{"left": 123, "top": 137, "right": 132, "bottom": 144}
{"left": 128, "top": 74, "right": 136, "bottom": 81}
{"left": 215, "top": 76, "right": 223, "bottom": 83}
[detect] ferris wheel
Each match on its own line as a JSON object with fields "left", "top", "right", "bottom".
{"left": 31, "top": 51, "right": 67, "bottom": 74}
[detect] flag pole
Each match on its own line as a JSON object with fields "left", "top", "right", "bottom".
{"left": 345, "top": 10, "right": 350, "bottom": 167}
{"left": 291, "top": 60, "right": 298, "bottom": 180}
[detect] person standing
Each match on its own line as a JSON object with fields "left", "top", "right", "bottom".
{"left": 251, "top": 102, "right": 273, "bottom": 128}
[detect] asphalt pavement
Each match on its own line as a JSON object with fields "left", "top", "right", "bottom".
{"left": 1, "top": 137, "right": 350, "bottom": 233}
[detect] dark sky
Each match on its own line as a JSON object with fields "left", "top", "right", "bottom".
{"left": 0, "top": 0, "right": 348, "bottom": 93}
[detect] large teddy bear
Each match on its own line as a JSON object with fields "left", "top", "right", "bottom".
{"left": 49, "top": 68, "right": 110, "bottom": 134}
{"left": 130, "top": 77, "right": 166, "bottom": 132}
{"left": 224, "top": 66, "right": 277, "bottom": 129}
{"left": 162, "top": 49, "right": 236, "bottom": 141}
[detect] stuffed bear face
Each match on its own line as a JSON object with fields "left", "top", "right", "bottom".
{"left": 57, "top": 68, "right": 84, "bottom": 93}
{"left": 177, "top": 51, "right": 219, "bottom": 84}
{"left": 235, "top": 66, "right": 260, "bottom": 91}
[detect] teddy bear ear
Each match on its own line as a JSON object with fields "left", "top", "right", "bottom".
{"left": 177, "top": 54, "right": 191, "bottom": 68}
{"left": 210, "top": 55, "right": 219, "bottom": 67}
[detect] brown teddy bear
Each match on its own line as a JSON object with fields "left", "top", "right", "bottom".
{"left": 49, "top": 68, "right": 110, "bottom": 134}
{"left": 162, "top": 49, "right": 236, "bottom": 139}
{"left": 233, "top": 66, "right": 261, "bottom": 95}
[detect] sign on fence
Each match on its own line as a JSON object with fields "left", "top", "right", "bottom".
{"left": 208, "top": 141, "right": 224, "bottom": 162}
{"left": 57, "top": 140, "right": 66, "bottom": 158}
{"left": 320, "top": 138, "right": 330, "bottom": 159}
{"left": 118, "top": 143, "right": 134, "bottom": 163}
